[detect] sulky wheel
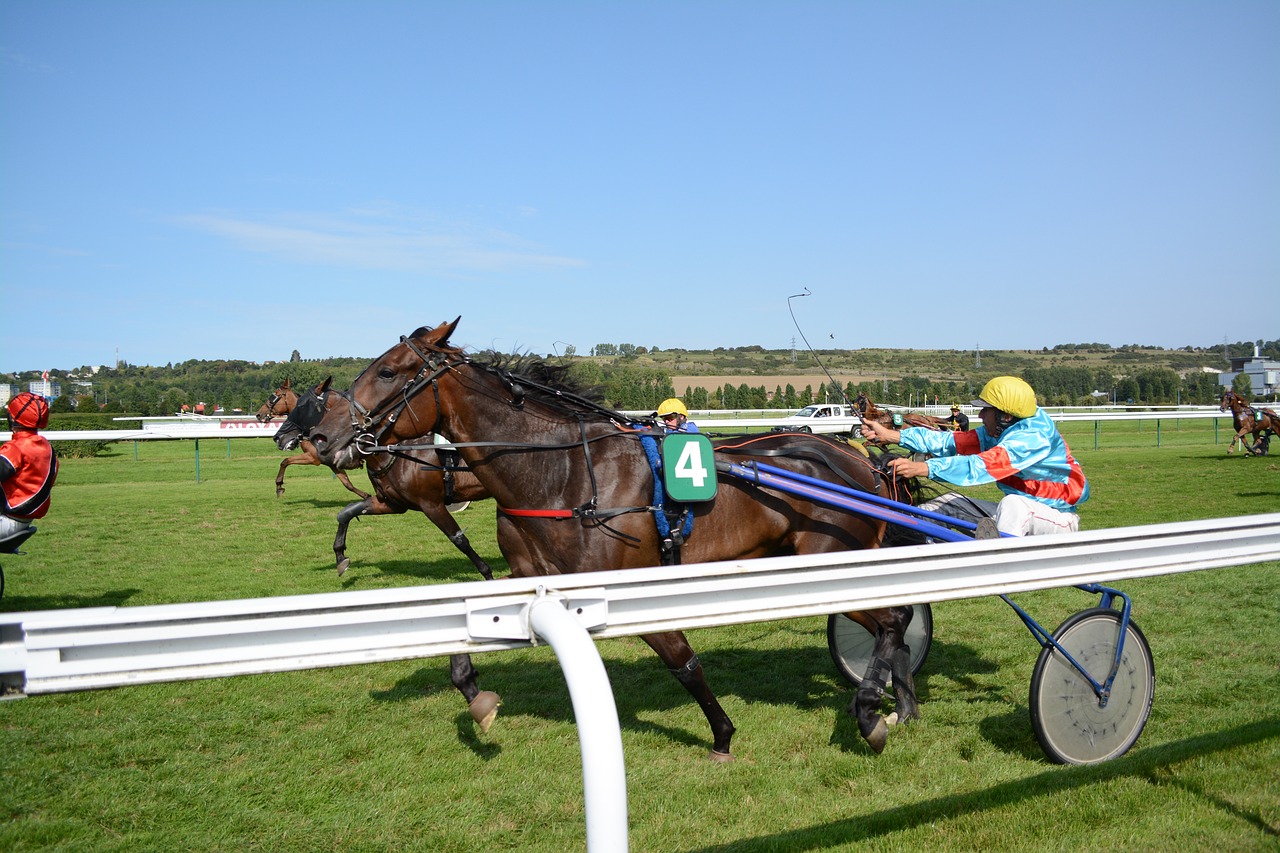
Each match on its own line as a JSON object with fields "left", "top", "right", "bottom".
{"left": 1029, "top": 608, "right": 1154, "bottom": 765}
{"left": 827, "top": 603, "right": 932, "bottom": 685}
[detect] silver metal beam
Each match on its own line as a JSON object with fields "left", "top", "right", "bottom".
{"left": 3, "top": 513, "right": 1276, "bottom": 697}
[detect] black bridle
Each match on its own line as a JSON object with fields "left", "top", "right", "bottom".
{"left": 338, "top": 335, "right": 465, "bottom": 456}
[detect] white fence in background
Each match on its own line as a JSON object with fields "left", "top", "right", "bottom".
{"left": 0, "top": 407, "right": 1239, "bottom": 443}
{"left": 2, "top": 514, "right": 1278, "bottom": 850}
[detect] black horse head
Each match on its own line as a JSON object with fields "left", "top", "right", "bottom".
{"left": 273, "top": 377, "right": 333, "bottom": 451}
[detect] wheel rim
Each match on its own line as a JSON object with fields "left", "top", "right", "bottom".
{"left": 1030, "top": 610, "right": 1155, "bottom": 765}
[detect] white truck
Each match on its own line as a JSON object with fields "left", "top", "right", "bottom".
{"left": 775, "top": 403, "right": 864, "bottom": 438}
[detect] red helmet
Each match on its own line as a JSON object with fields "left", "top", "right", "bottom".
{"left": 7, "top": 392, "right": 50, "bottom": 429}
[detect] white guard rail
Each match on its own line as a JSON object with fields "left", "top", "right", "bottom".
{"left": 4, "top": 513, "right": 1277, "bottom": 695}
{"left": 1, "top": 408, "right": 1236, "bottom": 443}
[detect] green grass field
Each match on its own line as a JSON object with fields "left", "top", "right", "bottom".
{"left": 1, "top": 430, "right": 1277, "bottom": 851}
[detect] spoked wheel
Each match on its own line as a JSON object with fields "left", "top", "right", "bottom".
{"left": 1029, "top": 608, "right": 1154, "bottom": 765}
{"left": 827, "top": 603, "right": 932, "bottom": 685}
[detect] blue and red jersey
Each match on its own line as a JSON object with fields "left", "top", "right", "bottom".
{"left": 897, "top": 408, "right": 1089, "bottom": 513}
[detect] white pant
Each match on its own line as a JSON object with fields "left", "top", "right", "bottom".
{"left": 995, "top": 494, "right": 1080, "bottom": 537}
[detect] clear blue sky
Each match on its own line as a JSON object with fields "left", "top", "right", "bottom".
{"left": 2, "top": 1, "right": 1276, "bottom": 373}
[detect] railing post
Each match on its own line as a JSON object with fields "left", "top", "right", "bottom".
{"left": 528, "top": 594, "right": 629, "bottom": 852}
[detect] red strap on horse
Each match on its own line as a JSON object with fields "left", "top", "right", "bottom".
{"left": 498, "top": 506, "right": 576, "bottom": 518}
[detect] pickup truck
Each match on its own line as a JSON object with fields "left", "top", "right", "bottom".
{"left": 774, "top": 403, "right": 864, "bottom": 438}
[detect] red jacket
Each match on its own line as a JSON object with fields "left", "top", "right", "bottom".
{"left": 1, "top": 430, "right": 58, "bottom": 520}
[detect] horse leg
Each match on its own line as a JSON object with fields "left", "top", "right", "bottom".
{"left": 334, "top": 498, "right": 372, "bottom": 575}
{"left": 275, "top": 455, "right": 298, "bottom": 497}
{"left": 845, "top": 607, "right": 913, "bottom": 754}
{"left": 642, "top": 631, "right": 736, "bottom": 761}
{"left": 450, "top": 653, "right": 502, "bottom": 733}
{"left": 334, "top": 469, "right": 372, "bottom": 501}
{"left": 422, "top": 504, "right": 494, "bottom": 580}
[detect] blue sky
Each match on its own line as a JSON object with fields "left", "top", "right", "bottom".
{"left": 2, "top": 1, "right": 1276, "bottom": 373}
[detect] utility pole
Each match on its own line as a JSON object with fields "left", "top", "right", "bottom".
{"left": 975, "top": 343, "right": 980, "bottom": 368}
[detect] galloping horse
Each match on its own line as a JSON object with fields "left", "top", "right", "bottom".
{"left": 855, "top": 393, "right": 951, "bottom": 435}
{"left": 279, "top": 379, "right": 495, "bottom": 579}
{"left": 1220, "top": 390, "right": 1279, "bottom": 456}
{"left": 263, "top": 378, "right": 372, "bottom": 500}
{"left": 310, "top": 319, "right": 921, "bottom": 761}
{"left": 256, "top": 378, "right": 298, "bottom": 422}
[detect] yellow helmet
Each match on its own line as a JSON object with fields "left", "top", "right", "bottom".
{"left": 971, "top": 376, "right": 1037, "bottom": 419}
{"left": 657, "top": 398, "right": 688, "bottom": 418}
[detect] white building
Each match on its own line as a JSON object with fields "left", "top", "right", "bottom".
{"left": 1219, "top": 345, "right": 1279, "bottom": 398}
{"left": 28, "top": 378, "right": 61, "bottom": 399}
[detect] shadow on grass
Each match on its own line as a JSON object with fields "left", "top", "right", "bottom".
{"left": 0, "top": 587, "right": 143, "bottom": 613}
{"left": 333, "top": 557, "right": 506, "bottom": 586}
{"left": 369, "top": 636, "right": 1006, "bottom": 759}
{"left": 691, "top": 718, "right": 1280, "bottom": 850}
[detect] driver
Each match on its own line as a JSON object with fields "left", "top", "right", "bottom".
{"left": 860, "top": 376, "right": 1088, "bottom": 536}
{"left": 1, "top": 392, "right": 59, "bottom": 542}
{"left": 656, "top": 398, "right": 699, "bottom": 434}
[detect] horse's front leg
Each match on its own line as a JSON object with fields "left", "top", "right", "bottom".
{"left": 333, "top": 495, "right": 407, "bottom": 575}
{"left": 642, "top": 631, "right": 736, "bottom": 761}
{"left": 846, "top": 606, "right": 916, "bottom": 754}
{"left": 450, "top": 653, "right": 501, "bottom": 733}
{"left": 420, "top": 503, "right": 494, "bottom": 580}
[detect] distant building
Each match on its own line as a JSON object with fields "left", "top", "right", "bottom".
{"left": 0, "top": 384, "right": 14, "bottom": 406}
{"left": 1219, "top": 345, "right": 1279, "bottom": 397}
{"left": 28, "top": 378, "right": 61, "bottom": 399}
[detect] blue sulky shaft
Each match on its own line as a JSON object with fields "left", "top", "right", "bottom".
{"left": 719, "top": 460, "right": 975, "bottom": 543}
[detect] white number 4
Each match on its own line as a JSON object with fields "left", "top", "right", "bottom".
{"left": 674, "top": 439, "right": 708, "bottom": 487}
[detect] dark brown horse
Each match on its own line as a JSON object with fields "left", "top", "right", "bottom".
{"left": 263, "top": 379, "right": 372, "bottom": 500}
{"left": 309, "top": 319, "right": 921, "bottom": 761}
{"left": 1221, "top": 390, "right": 1278, "bottom": 456}
{"left": 279, "top": 379, "right": 495, "bottom": 579}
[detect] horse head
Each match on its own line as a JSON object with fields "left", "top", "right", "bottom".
{"left": 273, "top": 376, "right": 333, "bottom": 451}
{"left": 258, "top": 381, "right": 299, "bottom": 422}
{"left": 310, "top": 318, "right": 463, "bottom": 466}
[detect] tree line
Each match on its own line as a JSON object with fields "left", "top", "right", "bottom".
{"left": 10, "top": 338, "right": 1274, "bottom": 417}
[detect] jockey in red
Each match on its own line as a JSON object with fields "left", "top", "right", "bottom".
{"left": 1, "top": 392, "right": 59, "bottom": 543}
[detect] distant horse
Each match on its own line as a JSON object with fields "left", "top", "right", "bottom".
{"left": 856, "top": 393, "right": 951, "bottom": 435}
{"left": 1221, "top": 390, "right": 1278, "bottom": 456}
{"left": 310, "top": 319, "right": 921, "bottom": 760}
{"left": 256, "top": 378, "right": 298, "bottom": 422}
{"left": 263, "top": 378, "right": 372, "bottom": 500}
{"left": 279, "top": 379, "right": 495, "bottom": 579}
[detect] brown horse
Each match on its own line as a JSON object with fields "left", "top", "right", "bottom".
{"left": 309, "top": 319, "right": 921, "bottom": 761}
{"left": 855, "top": 393, "right": 951, "bottom": 436}
{"left": 263, "top": 379, "right": 372, "bottom": 500}
{"left": 256, "top": 378, "right": 297, "bottom": 422}
{"left": 280, "top": 379, "right": 495, "bottom": 579}
{"left": 1220, "top": 390, "right": 1279, "bottom": 456}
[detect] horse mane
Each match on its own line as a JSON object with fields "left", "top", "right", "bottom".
{"left": 471, "top": 350, "right": 614, "bottom": 418}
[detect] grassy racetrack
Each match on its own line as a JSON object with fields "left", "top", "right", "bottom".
{"left": 1, "top": 429, "right": 1277, "bottom": 851}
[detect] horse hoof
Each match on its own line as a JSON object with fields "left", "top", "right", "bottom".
{"left": 865, "top": 718, "right": 889, "bottom": 754}
{"left": 275, "top": 488, "right": 284, "bottom": 498}
{"left": 470, "top": 691, "right": 501, "bottom": 733}
{"left": 336, "top": 558, "right": 350, "bottom": 577}
{"left": 885, "top": 712, "right": 899, "bottom": 727}
{"left": 708, "top": 750, "right": 734, "bottom": 763}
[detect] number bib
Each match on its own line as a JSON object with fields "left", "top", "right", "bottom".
{"left": 661, "top": 434, "right": 718, "bottom": 502}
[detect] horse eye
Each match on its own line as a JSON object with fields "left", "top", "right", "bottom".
{"left": 377, "top": 367, "right": 397, "bottom": 380}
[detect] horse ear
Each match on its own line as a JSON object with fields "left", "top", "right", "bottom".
{"left": 282, "top": 378, "right": 291, "bottom": 389}
{"left": 423, "top": 317, "right": 461, "bottom": 347}
{"left": 319, "top": 376, "right": 333, "bottom": 394}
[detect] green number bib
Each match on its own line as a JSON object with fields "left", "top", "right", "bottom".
{"left": 661, "top": 434, "right": 717, "bottom": 502}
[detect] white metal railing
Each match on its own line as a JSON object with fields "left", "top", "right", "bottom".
{"left": 4, "top": 407, "right": 1237, "bottom": 443}
{"left": 4, "top": 513, "right": 1277, "bottom": 695}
